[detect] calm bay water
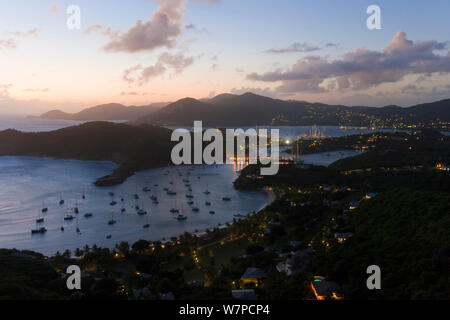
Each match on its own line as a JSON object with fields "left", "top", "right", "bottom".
{"left": 0, "top": 116, "right": 125, "bottom": 132}
{"left": 0, "top": 157, "right": 269, "bottom": 255}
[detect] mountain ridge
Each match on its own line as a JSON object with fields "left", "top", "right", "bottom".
{"left": 30, "top": 102, "right": 168, "bottom": 121}
{"left": 132, "top": 93, "right": 450, "bottom": 128}
{"left": 32, "top": 93, "right": 450, "bottom": 128}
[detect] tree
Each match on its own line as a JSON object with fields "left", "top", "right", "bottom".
{"left": 132, "top": 240, "right": 150, "bottom": 253}
{"left": 63, "top": 249, "right": 71, "bottom": 258}
{"left": 74, "top": 248, "right": 83, "bottom": 257}
{"left": 116, "top": 242, "right": 130, "bottom": 257}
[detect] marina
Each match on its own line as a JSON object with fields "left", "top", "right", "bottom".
{"left": 0, "top": 156, "right": 269, "bottom": 255}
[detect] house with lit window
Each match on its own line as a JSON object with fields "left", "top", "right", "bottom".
{"left": 334, "top": 232, "right": 354, "bottom": 243}
{"left": 276, "top": 248, "right": 312, "bottom": 276}
{"left": 241, "top": 267, "right": 266, "bottom": 286}
{"left": 348, "top": 201, "right": 359, "bottom": 210}
{"left": 436, "top": 163, "right": 450, "bottom": 171}
{"left": 311, "top": 279, "right": 344, "bottom": 300}
{"left": 365, "top": 192, "right": 378, "bottom": 200}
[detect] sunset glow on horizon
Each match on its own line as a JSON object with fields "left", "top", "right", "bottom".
{"left": 1, "top": 0, "right": 450, "bottom": 114}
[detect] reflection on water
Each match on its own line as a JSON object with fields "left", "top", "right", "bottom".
{"left": 0, "top": 156, "right": 269, "bottom": 255}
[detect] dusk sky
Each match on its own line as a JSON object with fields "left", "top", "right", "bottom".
{"left": 1, "top": 0, "right": 450, "bottom": 114}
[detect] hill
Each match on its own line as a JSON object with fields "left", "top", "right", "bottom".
{"left": 138, "top": 98, "right": 214, "bottom": 125}
{"left": 134, "top": 93, "right": 303, "bottom": 126}
{"left": 35, "top": 102, "right": 167, "bottom": 121}
{"left": 0, "top": 122, "right": 174, "bottom": 185}
{"left": 0, "top": 249, "right": 66, "bottom": 299}
{"left": 38, "top": 110, "right": 73, "bottom": 120}
{"left": 315, "top": 188, "right": 450, "bottom": 299}
{"left": 133, "top": 93, "right": 450, "bottom": 128}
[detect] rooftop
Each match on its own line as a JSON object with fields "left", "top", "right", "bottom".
{"left": 241, "top": 267, "right": 266, "bottom": 280}
{"left": 232, "top": 289, "right": 257, "bottom": 300}
{"left": 311, "top": 280, "right": 342, "bottom": 298}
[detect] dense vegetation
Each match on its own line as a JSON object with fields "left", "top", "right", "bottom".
{"left": 0, "top": 249, "right": 66, "bottom": 299}
{"left": 314, "top": 189, "right": 450, "bottom": 299}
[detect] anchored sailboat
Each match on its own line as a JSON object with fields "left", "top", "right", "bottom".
{"left": 108, "top": 209, "right": 117, "bottom": 225}
{"left": 41, "top": 199, "right": 48, "bottom": 213}
{"left": 36, "top": 210, "right": 44, "bottom": 223}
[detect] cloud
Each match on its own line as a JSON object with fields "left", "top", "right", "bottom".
{"left": 191, "top": 0, "right": 220, "bottom": 3}
{"left": 0, "top": 84, "right": 12, "bottom": 97}
{"left": 85, "top": 0, "right": 214, "bottom": 86}
{"left": 140, "top": 63, "right": 167, "bottom": 82}
{"left": 401, "top": 84, "right": 419, "bottom": 94}
{"left": 11, "top": 28, "right": 40, "bottom": 37}
{"left": 24, "top": 88, "right": 49, "bottom": 93}
{"left": 120, "top": 91, "right": 140, "bottom": 96}
{"left": 158, "top": 52, "right": 194, "bottom": 73}
{"left": 185, "top": 23, "right": 208, "bottom": 33}
{"left": 49, "top": 3, "right": 62, "bottom": 13}
{"left": 248, "top": 32, "right": 450, "bottom": 94}
{"left": 0, "top": 38, "right": 17, "bottom": 50}
{"left": 123, "top": 51, "right": 195, "bottom": 86}
{"left": 0, "top": 28, "right": 40, "bottom": 50}
{"left": 103, "top": 0, "right": 187, "bottom": 53}
{"left": 230, "top": 86, "right": 277, "bottom": 98}
{"left": 92, "top": 0, "right": 217, "bottom": 54}
{"left": 123, "top": 63, "right": 166, "bottom": 86}
{"left": 85, "top": 25, "right": 119, "bottom": 38}
{"left": 264, "top": 42, "right": 321, "bottom": 54}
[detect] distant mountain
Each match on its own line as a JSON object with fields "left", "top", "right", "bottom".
{"left": 408, "top": 100, "right": 450, "bottom": 121}
{"left": 134, "top": 98, "right": 214, "bottom": 125}
{"left": 206, "top": 93, "right": 239, "bottom": 105}
{"left": 134, "top": 93, "right": 293, "bottom": 126}
{"left": 38, "top": 110, "right": 73, "bottom": 120}
{"left": 0, "top": 122, "right": 174, "bottom": 185}
{"left": 133, "top": 93, "right": 450, "bottom": 128}
{"left": 34, "top": 102, "right": 167, "bottom": 121}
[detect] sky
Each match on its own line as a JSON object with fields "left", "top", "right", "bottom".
{"left": 0, "top": 0, "right": 450, "bottom": 114}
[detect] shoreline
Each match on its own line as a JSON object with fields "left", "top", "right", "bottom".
{"left": 0, "top": 158, "right": 273, "bottom": 257}
{"left": 33, "top": 180, "right": 276, "bottom": 258}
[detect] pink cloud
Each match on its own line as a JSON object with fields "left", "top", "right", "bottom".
{"left": 248, "top": 32, "right": 450, "bottom": 94}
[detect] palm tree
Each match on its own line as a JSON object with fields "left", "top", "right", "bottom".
{"left": 116, "top": 242, "right": 130, "bottom": 257}
{"left": 63, "top": 249, "right": 71, "bottom": 258}
{"left": 75, "top": 248, "right": 83, "bottom": 257}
